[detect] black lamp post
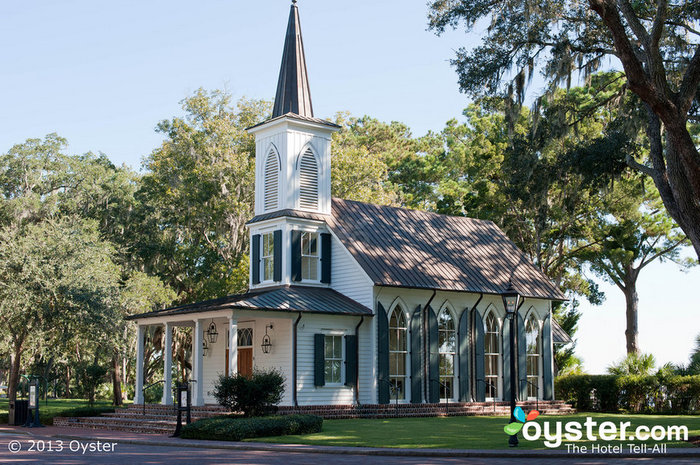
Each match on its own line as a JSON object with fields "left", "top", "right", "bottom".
{"left": 502, "top": 280, "right": 521, "bottom": 447}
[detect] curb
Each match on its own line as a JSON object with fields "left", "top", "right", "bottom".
{"left": 46, "top": 433, "right": 700, "bottom": 458}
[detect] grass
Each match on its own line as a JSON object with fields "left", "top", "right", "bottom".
{"left": 248, "top": 413, "right": 700, "bottom": 450}
{"left": 0, "top": 398, "right": 129, "bottom": 425}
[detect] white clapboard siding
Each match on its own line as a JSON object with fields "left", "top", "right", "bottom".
{"left": 298, "top": 148, "right": 318, "bottom": 210}
{"left": 330, "top": 233, "right": 373, "bottom": 309}
{"left": 296, "top": 313, "right": 374, "bottom": 406}
{"left": 264, "top": 148, "right": 280, "bottom": 211}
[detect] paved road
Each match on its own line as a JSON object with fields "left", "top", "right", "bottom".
{"left": 1, "top": 432, "right": 698, "bottom": 465}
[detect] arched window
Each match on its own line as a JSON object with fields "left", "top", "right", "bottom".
{"left": 298, "top": 147, "right": 318, "bottom": 210}
{"left": 525, "top": 314, "right": 541, "bottom": 399}
{"left": 484, "top": 311, "right": 500, "bottom": 399}
{"left": 389, "top": 305, "right": 408, "bottom": 401}
{"left": 264, "top": 148, "right": 280, "bottom": 211}
{"left": 438, "top": 307, "right": 456, "bottom": 400}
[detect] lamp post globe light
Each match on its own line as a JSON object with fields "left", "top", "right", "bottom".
{"left": 501, "top": 280, "right": 521, "bottom": 447}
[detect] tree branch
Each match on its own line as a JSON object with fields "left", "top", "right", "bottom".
{"left": 677, "top": 44, "right": 700, "bottom": 115}
{"left": 639, "top": 238, "right": 686, "bottom": 270}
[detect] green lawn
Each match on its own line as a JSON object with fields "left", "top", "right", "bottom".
{"left": 249, "top": 413, "right": 700, "bottom": 450}
{"left": 0, "top": 398, "right": 128, "bottom": 425}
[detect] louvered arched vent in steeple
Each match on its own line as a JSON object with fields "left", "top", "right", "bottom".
{"left": 264, "top": 148, "right": 280, "bottom": 211}
{"left": 298, "top": 148, "right": 318, "bottom": 210}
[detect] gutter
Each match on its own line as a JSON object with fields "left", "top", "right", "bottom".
{"left": 292, "top": 312, "right": 303, "bottom": 407}
{"left": 354, "top": 316, "right": 364, "bottom": 405}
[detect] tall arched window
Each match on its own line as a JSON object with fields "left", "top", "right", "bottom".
{"left": 264, "top": 148, "right": 280, "bottom": 211}
{"left": 484, "top": 311, "right": 500, "bottom": 399}
{"left": 389, "top": 305, "right": 408, "bottom": 401}
{"left": 298, "top": 147, "right": 318, "bottom": 210}
{"left": 438, "top": 307, "right": 456, "bottom": 400}
{"left": 525, "top": 314, "right": 541, "bottom": 399}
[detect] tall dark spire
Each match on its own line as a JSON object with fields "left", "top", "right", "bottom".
{"left": 272, "top": 0, "right": 313, "bottom": 118}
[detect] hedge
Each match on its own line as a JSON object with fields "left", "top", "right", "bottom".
{"left": 555, "top": 374, "right": 700, "bottom": 413}
{"left": 180, "top": 414, "right": 323, "bottom": 441}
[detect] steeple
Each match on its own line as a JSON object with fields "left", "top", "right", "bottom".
{"left": 272, "top": 0, "right": 313, "bottom": 118}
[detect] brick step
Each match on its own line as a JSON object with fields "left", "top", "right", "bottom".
{"left": 101, "top": 412, "right": 216, "bottom": 421}
{"left": 54, "top": 417, "right": 174, "bottom": 434}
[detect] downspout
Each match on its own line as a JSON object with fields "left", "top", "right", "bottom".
{"left": 422, "top": 290, "right": 437, "bottom": 403}
{"left": 515, "top": 297, "right": 525, "bottom": 399}
{"left": 467, "top": 293, "right": 483, "bottom": 402}
{"left": 292, "top": 312, "right": 303, "bottom": 407}
{"left": 354, "top": 316, "right": 364, "bottom": 406}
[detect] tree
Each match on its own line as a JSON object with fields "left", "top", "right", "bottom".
{"left": 607, "top": 352, "right": 656, "bottom": 375}
{"left": 138, "top": 89, "right": 271, "bottom": 302}
{"left": 0, "top": 217, "right": 122, "bottom": 402}
{"left": 331, "top": 113, "right": 421, "bottom": 206}
{"left": 428, "top": 0, "right": 700, "bottom": 260}
{"left": 580, "top": 175, "right": 695, "bottom": 353}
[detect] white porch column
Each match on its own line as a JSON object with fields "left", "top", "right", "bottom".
{"left": 161, "top": 322, "right": 173, "bottom": 405}
{"left": 193, "top": 319, "right": 205, "bottom": 406}
{"left": 134, "top": 324, "right": 145, "bottom": 404}
{"left": 228, "top": 316, "right": 238, "bottom": 376}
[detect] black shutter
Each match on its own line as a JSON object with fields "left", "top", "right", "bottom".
{"left": 473, "top": 309, "right": 485, "bottom": 402}
{"left": 377, "top": 302, "right": 390, "bottom": 404}
{"left": 542, "top": 314, "right": 554, "bottom": 400}
{"left": 517, "top": 313, "right": 527, "bottom": 400}
{"left": 251, "top": 234, "right": 261, "bottom": 285}
{"left": 409, "top": 305, "right": 422, "bottom": 404}
{"left": 314, "top": 334, "right": 325, "bottom": 387}
{"left": 458, "top": 308, "right": 470, "bottom": 402}
{"left": 502, "top": 315, "right": 512, "bottom": 401}
{"left": 320, "top": 233, "right": 331, "bottom": 283}
{"left": 345, "top": 335, "right": 357, "bottom": 387}
{"left": 291, "top": 230, "right": 302, "bottom": 282}
{"left": 273, "top": 229, "right": 282, "bottom": 282}
{"left": 427, "top": 306, "right": 439, "bottom": 403}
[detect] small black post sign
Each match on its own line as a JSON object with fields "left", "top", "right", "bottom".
{"left": 172, "top": 382, "right": 191, "bottom": 437}
{"left": 25, "top": 379, "right": 43, "bottom": 428}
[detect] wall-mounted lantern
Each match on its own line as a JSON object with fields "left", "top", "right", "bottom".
{"left": 206, "top": 319, "right": 218, "bottom": 344}
{"left": 202, "top": 339, "right": 209, "bottom": 357}
{"left": 261, "top": 324, "right": 273, "bottom": 354}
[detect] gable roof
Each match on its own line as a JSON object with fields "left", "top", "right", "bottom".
{"left": 328, "top": 198, "right": 565, "bottom": 301}
{"left": 127, "top": 286, "right": 372, "bottom": 321}
{"left": 552, "top": 319, "right": 573, "bottom": 345}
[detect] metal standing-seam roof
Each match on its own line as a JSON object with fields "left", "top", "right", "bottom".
{"left": 327, "top": 198, "right": 566, "bottom": 301}
{"left": 127, "top": 285, "right": 372, "bottom": 321}
{"left": 552, "top": 319, "right": 573, "bottom": 345}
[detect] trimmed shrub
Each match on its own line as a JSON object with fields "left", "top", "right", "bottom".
{"left": 180, "top": 414, "right": 323, "bottom": 441}
{"left": 555, "top": 374, "right": 700, "bottom": 413}
{"left": 213, "top": 369, "right": 284, "bottom": 417}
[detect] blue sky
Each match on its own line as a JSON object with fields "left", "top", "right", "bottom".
{"left": 1, "top": 0, "right": 697, "bottom": 373}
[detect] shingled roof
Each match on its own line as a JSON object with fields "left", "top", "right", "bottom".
{"left": 127, "top": 286, "right": 372, "bottom": 321}
{"left": 328, "top": 198, "right": 566, "bottom": 301}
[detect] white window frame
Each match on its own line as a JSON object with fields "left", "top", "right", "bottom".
{"left": 388, "top": 303, "right": 409, "bottom": 402}
{"left": 525, "top": 312, "right": 542, "bottom": 400}
{"left": 438, "top": 305, "right": 457, "bottom": 401}
{"left": 261, "top": 232, "right": 275, "bottom": 283}
{"left": 323, "top": 333, "right": 344, "bottom": 386}
{"left": 483, "top": 309, "right": 501, "bottom": 401}
{"left": 301, "top": 231, "right": 320, "bottom": 282}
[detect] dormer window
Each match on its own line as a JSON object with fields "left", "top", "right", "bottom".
{"left": 301, "top": 232, "right": 319, "bottom": 281}
{"left": 264, "top": 148, "right": 280, "bottom": 211}
{"left": 298, "top": 148, "right": 318, "bottom": 210}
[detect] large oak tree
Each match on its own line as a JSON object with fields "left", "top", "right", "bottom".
{"left": 429, "top": 0, "right": 700, "bottom": 259}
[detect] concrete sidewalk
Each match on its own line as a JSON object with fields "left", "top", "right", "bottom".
{"left": 2, "top": 425, "right": 698, "bottom": 459}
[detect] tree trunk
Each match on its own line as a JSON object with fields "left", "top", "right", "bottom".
{"left": 7, "top": 344, "right": 22, "bottom": 403}
{"left": 111, "top": 353, "right": 123, "bottom": 406}
{"left": 623, "top": 281, "right": 640, "bottom": 354}
{"left": 65, "top": 365, "right": 71, "bottom": 398}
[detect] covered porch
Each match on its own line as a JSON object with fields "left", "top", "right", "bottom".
{"left": 127, "top": 286, "right": 373, "bottom": 407}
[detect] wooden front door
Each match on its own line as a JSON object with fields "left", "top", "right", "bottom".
{"left": 238, "top": 348, "right": 253, "bottom": 378}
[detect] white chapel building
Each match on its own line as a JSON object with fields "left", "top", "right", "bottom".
{"left": 128, "top": 2, "right": 569, "bottom": 409}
